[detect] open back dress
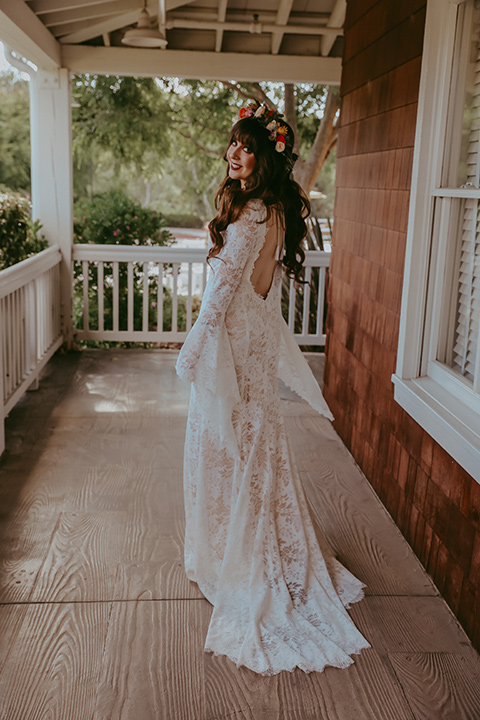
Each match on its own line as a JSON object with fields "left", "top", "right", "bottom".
{"left": 175, "top": 199, "right": 371, "bottom": 675}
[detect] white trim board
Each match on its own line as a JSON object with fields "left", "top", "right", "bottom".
{"left": 61, "top": 45, "right": 342, "bottom": 84}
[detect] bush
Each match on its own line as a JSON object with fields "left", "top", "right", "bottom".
{"left": 74, "top": 190, "right": 173, "bottom": 246}
{"left": 0, "top": 191, "right": 48, "bottom": 270}
{"left": 72, "top": 190, "right": 178, "bottom": 346}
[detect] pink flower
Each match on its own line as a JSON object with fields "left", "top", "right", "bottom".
{"left": 113, "top": 231, "right": 118, "bottom": 236}
{"left": 126, "top": 225, "right": 130, "bottom": 230}
{"left": 151, "top": 301, "right": 156, "bottom": 307}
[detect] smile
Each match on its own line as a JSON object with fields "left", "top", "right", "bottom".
{"left": 230, "top": 162, "right": 242, "bottom": 170}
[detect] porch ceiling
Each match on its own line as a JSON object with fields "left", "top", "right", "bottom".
{"left": 0, "top": 0, "right": 344, "bottom": 82}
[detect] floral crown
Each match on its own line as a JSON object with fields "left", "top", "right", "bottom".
{"left": 237, "top": 103, "right": 297, "bottom": 171}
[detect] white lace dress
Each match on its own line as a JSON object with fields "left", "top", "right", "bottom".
{"left": 175, "top": 199, "right": 371, "bottom": 675}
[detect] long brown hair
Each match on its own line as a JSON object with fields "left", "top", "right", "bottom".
{"left": 208, "top": 117, "right": 310, "bottom": 281}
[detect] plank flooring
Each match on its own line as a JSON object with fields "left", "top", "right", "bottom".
{"left": 0, "top": 349, "right": 479, "bottom": 720}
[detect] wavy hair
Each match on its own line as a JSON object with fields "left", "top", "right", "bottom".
{"left": 208, "top": 116, "right": 310, "bottom": 282}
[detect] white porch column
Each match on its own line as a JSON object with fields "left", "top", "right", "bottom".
{"left": 30, "top": 68, "right": 74, "bottom": 346}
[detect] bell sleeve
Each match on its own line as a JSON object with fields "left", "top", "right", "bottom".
{"left": 278, "top": 317, "right": 334, "bottom": 421}
{"left": 176, "top": 200, "right": 267, "bottom": 453}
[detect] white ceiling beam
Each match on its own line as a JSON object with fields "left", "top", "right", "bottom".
{"left": 0, "top": 0, "right": 61, "bottom": 68}
{"left": 320, "top": 0, "right": 346, "bottom": 56}
{"left": 58, "top": 0, "right": 184, "bottom": 43}
{"left": 215, "top": 0, "right": 227, "bottom": 53}
{"left": 29, "top": 0, "right": 119, "bottom": 14}
{"left": 42, "top": 0, "right": 140, "bottom": 28}
{"left": 51, "top": 13, "right": 122, "bottom": 37}
{"left": 166, "top": 18, "right": 337, "bottom": 36}
{"left": 61, "top": 45, "right": 342, "bottom": 84}
{"left": 271, "top": 0, "right": 294, "bottom": 55}
{"left": 158, "top": 0, "right": 166, "bottom": 28}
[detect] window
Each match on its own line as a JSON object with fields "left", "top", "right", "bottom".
{"left": 392, "top": 0, "right": 480, "bottom": 481}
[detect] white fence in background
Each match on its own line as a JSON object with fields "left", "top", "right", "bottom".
{"left": 72, "top": 245, "right": 330, "bottom": 346}
{"left": 0, "top": 245, "right": 63, "bottom": 454}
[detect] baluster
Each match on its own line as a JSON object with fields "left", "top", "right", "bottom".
{"left": 302, "top": 266, "right": 312, "bottom": 337}
{"left": 157, "top": 263, "right": 164, "bottom": 336}
{"left": 316, "top": 267, "right": 326, "bottom": 339}
{"left": 143, "top": 262, "right": 149, "bottom": 333}
{"left": 98, "top": 261, "right": 104, "bottom": 333}
{"left": 82, "top": 260, "right": 89, "bottom": 331}
{"left": 172, "top": 262, "right": 178, "bottom": 333}
{"left": 113, "top": 262, "right": 119, "bottom": 332}
{"left": 127, "top": 262, "right": 134, "bottom": 333}
{"left": 187, "top": 263, "right": 193, "bottom": 331}
{"left": 288, "top": 277, "right": 295, "bottom": 331}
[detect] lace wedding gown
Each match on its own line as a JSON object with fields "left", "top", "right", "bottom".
{"left": 175, "top": 199, "right": 371, "bottom": 675}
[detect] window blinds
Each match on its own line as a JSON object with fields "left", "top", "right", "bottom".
{"left": 452, "top": 44, "right": 480, "bottom": 382}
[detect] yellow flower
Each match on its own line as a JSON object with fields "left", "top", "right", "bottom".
{"left": 278, "top": 125, "right": 288, "bottom": 135}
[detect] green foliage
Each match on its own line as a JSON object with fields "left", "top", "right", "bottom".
{"left": 0, "top": 71, "right": 31, "bottom": 193}
{"left": 72, "top": 190, "right": 177, "bottom": 345}
{"left": 0, "top": 191, "right": 47, "bottom": 270}
{"left": 72, "top": 75, "right": 171, "bottom": 167}
{"left": 73, "top": 189, "right": 173, "bottom": 246}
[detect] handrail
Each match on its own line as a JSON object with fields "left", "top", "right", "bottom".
{"left": 0, "top": 246, "right": 63, "bottom": 455}
{"left": 72, "top": 244, "right": 331, "bottom": 346}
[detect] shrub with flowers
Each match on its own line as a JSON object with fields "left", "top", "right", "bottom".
{"left": 73, "top": 190, "right": 172, "bottom": 247}
{"left": 72, "top": 190, "right": 177, "bottom": 345}
{"left": 0, "top": 191, "right": 48, "bottom": 271}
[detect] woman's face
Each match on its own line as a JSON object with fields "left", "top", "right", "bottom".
{"left": 227, "top": 139, "right": 256, "bottom": 188}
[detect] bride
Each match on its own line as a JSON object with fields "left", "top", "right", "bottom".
{"left": 176, "top": 103, "right": 371, "bottom": 675}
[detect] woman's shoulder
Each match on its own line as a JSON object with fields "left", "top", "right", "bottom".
{"left": 238, "top": 198, "right": 267, "bottom": 222}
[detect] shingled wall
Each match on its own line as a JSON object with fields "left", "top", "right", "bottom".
{"left": 323, "top": 0, "right": 480, "bottom": 651}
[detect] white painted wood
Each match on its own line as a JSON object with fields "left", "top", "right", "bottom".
{"left": 82, "top": 260, "right": 89, "bottom": 331}
{"left": 0, "top": 246, "right": 63, "bottom": 455}
{"left": 42, "top": 0, "right": 141, "bottom": 28}
{"left": 392, "top": 374, "right": 480, "bottom": 482}
{"left": 0, "top": 0, "right": 61, "bottom": 68}
{"left": 112, "top": 263, "right": 119, "bottom": 332}
{"left": 166, "top": 17, "right": 337, "bottom": 37}
{"left": 320, "top": 0, "right": 346, "bottom": 57}
{"left": 30, "top": 68, "right": 74, "bottom": 346}
{"left": 30, "top": 0, "right": 121, "bottom": 14}
{"left": 394, "top": 0, "right": 480, "bottom": 483}
{"left": 142, "top": 262, "right": 149, "bottom": 333}
{"left": 98, "top": 261, "right": 104, "bottom": 332}
{"left": 60, "top": 45, "right": 342, "bottom": 84}
{"left": 127, "top": 262, "right": 134, "bottom": 332}
{"left": 57, "top": 0, "right": 186, "bottom": 44}
{"left": 215, "top": 0, "right": 227, "bottom": 53}
{"left": 302, "top": 265, "right": 311, "bottom": 337}
{"left": 271, "top": 0, "right": 294, "bottom": 55}
{"left": 396, "top": 0, "right": 457, "bottom": 380}
{"left": 288, "top": 276, "right": 295, "bottom": 331}
{"left": 72, "top": 246, "right": 330, "bottom": 346}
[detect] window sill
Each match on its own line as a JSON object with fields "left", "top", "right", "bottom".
{"left": 391, "top": 373, "right": 480, "bottom": 482}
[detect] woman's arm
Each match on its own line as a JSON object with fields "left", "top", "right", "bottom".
{"left": 176, "top": 201, "right": 266, "bottom": 380}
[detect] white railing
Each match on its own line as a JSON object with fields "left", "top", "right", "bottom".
{"left": 73, "top": 245, "right": 330, "bottom": 346}
{"left": 0, "top": 245, "right": 63, "bottom": 454}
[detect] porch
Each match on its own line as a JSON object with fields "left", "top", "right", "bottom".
{"left": 0, "top": 348, "right": 479, "bottom": 719}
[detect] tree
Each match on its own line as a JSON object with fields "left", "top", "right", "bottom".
{"left": 0, "top": 71, "right": 31, "bottom": 193}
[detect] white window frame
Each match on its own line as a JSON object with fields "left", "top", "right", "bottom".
{"left": 392, "top": 0, "right": 480, "bottom": 482}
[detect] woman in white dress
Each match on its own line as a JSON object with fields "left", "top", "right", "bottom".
{"left": 176, "top": 103, "right": 371, "bottom": 675}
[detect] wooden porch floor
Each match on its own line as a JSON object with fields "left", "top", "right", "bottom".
{"left": 0, "top": 349, "right": 479, "bottom": 720}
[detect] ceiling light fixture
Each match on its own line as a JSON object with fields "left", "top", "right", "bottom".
{"left": 121, "top": 5, "right": 167, "bottom": 48}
